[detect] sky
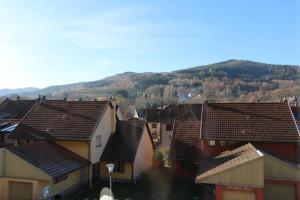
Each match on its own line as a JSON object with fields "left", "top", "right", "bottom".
{"left": 0, "top": 0, "right": 299, "bottom": 89}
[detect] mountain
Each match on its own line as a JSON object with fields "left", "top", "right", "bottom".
{"left": 2, "top": 60, "right": 300, "bottom": 106}
{"left": 0, "top": 87, "right": 39, "bottom": 96}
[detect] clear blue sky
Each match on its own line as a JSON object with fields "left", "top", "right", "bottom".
{"left": 0, "top": 0, "right": 299, "bottom": 89}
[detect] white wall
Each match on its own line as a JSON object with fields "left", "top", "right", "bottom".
{"left": 90, "top": 105, "right": 113, "bottom": 164}
{"left": 133, "top": 126, "right": 153, "bottom": 179}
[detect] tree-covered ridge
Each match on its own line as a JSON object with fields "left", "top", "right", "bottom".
{"left": 3, "top": 60, "right": 300, "bottom": 106}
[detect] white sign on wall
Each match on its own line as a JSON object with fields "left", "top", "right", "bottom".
{"left": 43, "top": 186, "right": 51, "bottom": 199}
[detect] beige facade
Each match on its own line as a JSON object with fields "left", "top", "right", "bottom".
{"left": 133, "top": 126, "right": 154, "bottom": 179}
{"left": 223, "top": 189, "right": 256, "bottom": 200}
{"left": 55, "top": 141, "right": 89, "bottom": 160}
{"left": 264, "top": 154, "right": 300, "bottom": 181}
{"left": 197, "top": 158, "right": 264, "bottom": 188}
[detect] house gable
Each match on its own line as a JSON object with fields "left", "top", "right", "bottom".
{"left": 133, "top": 124, "right": 154, "bottom": 179}
{"left": 4, "top": 150, "right": 51, "bottom": 181}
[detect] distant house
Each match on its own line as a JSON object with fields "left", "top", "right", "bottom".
{"left": 6, "top": 99, "right": 118, "bottom": 198}
{"left": 138, "top": 104, "right": 202, "bottom": 148}
{"left": 0, "top": 141, "right": 90, "bottom": 200}
{"left": 141, "top": 108, "right": 161, "bottom": 145}
{"left": 0, "top": 98, "right": 36, "bottom": 145}
{"left": 100, "top": 120, "right": 154, "bottom": 183}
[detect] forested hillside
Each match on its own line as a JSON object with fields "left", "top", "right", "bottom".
{"left": 2, "top": 60, "right": 300, "bottom": 107}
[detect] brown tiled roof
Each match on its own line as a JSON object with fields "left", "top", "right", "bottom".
{"left": 169, "top": 120, "right": 203, "bottom": 161}
{"left": 145, "top": 108, "right": 161, "bottom": 123}
{"left": 201, "top": 102, "right": 300, "bottom": 142}
{"left": 160, "top": 104, "right": 202, "bottom": 123}
{"left": 7, "top": 141, "right": 90, "bottom": 178}
{"left": 196, "top": 143, "right": 262, "bottom": 182}
{"left": 101, "top": 119, "right": 154, "bottom": 162}
{"left": 9, "top": 100, "right": 111, "bottom": 141}
{"left": 0, "top": 98, "right": 36, "bottom": 121}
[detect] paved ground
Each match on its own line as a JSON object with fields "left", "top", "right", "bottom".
{"left": 71, "top": 169, "right": 214, "bottom": 200}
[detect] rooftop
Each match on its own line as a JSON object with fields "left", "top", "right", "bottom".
{"left": 9, "top": 100, "right": 111, "bottom": 141}
{"left": 7, "top": 141, "right": 90, "bottom": 178}
{"left": 201, "top": 102, "right": 300, "bottom": 142}
{"left": 169, "top": 120, "right": 203, "bottom": 161}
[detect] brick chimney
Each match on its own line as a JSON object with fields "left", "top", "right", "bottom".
{"left": 110, "top": 97, "right": 117, "bottom": 134}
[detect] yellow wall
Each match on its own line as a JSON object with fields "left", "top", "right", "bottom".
{"left": 133, "top": 126, "right": 153, "bottom": 179}
{"left": 197, "top": 158, "right": 264, "bottom": 188}
{"left": 55, "top": 141, "right": 89, "bottom": 160}
{"left": 265, "top": 183, "right": 295, "bottom": 200}
{"left": 50, "top": 168, "right": 87, "bottom": 196}
{"left": 4, "top": 150, "right": 50, "bottom": 180}
{"left": 264, "top": 154, "right": 300, "bottom": 181}
{"left": 223, "top": 189, "right": 256, "bottom": 200}
{"left": 100, "top": 162, "right": 132, "bottom": 181}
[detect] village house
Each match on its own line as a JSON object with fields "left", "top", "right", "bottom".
{"left": 137, "top": 108, "right": 161, "bottom": 145}
{"left": 1, "top": 99, "right": 118, "bottom": 199}
{"left": 170, "top": 102, "right": 300, "bottom": 200}
{"left": 138, "top": 104, "right": 202, "bottom": 148}
{"left": 100, "top": 119, "right": 154, "bottom": 183}
{"left": 0, "top": 141, "right": 90, "bottom": 200}
{"left": 0, "top": 97, "right": 37, "bottom": 145}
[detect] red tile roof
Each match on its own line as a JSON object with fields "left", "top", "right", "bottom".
{"left": 201, "top": 102, "right": 300, "bottom": 142}
{"left": 196, "top": 143, "right": 262, "bottom": 182}
{"left": 0, "top": 98, "right": 37, "bottom": 122}
{"left": 169, "top": 120, "right": 204, "bottom": 161}
{"left": 9, "top": 100, "right": 111, "bottom": 141}
{"left": 7, "top": 141, "right": 90, "bottom": 178}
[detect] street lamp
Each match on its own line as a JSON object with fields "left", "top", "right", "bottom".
{"left": 106, "top": 163, "right": 114, "bottom": 197}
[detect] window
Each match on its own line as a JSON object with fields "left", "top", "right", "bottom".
{"left": 95, "top": 135, "right": 101, "bottom": 147}
{"left": 209, "top": 140, "right": 215, "bottom": 146}
{"left": 152, "top": 124, "right": 157, "bottom": 128}
{"left": 113, "top": 162, "right": 125, "bottom": 173}
{"left": 166, "top": 124, "right": 173, "bottom": 131}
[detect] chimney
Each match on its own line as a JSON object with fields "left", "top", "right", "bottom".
{"left": 37, "top": 95, "right": 42, "bottom": 104}
{"left": 110, "top": 97, "right": 117, "bottom": 133}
